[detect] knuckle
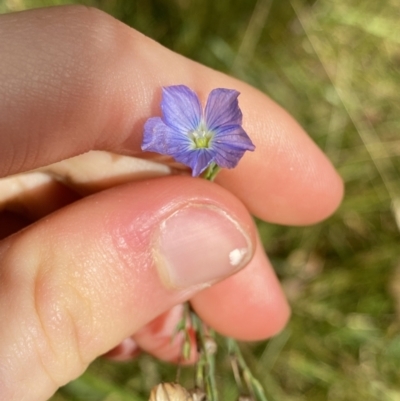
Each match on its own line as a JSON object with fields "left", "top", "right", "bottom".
{"left": 1, "top": 231, "right": 91, "bottom": 386}
{"left": 33, "top": 260, "right": 89, "bottom": 384}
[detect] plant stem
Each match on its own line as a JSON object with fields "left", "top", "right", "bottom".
{"left": 226, "top": 338, "right": 269, "bottom": 401}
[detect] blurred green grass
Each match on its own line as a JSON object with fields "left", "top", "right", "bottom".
{"left": 1, "top": 0, "right": 400, "bottom": 399}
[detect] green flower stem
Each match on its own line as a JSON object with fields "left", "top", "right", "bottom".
{"left": 201, "top": 162, "right": 221, "bottom": 181}
{"left": 191, "top": 310, "right": 218, "bottom": 401}
{"left": 226, "top": 338, "right": 269, "bottom": 401}
{"left": 177, "top": 303, "right": 192, "bottom": 361}
{"left": 176, "top": 304, "right": 218, "bottom": 401}
{"left": 203, "top": 163, "right": 268, "bottom": 401}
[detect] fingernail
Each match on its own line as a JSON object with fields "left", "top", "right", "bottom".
{"left": 154, "top": 205, "right": 253, "bottom": 289}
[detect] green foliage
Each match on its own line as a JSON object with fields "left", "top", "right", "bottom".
{"left": 1, "top": 0, "right": 399, "bottom": 399}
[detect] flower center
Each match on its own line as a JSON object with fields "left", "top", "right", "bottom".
{"left": 190, "top": 123, "right": 214, "bottom": 149}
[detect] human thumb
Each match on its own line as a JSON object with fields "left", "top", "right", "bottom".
{"left": 0, "top": 176, "right": 255, "bottom": 401}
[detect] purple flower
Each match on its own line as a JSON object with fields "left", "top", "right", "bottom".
{"left": 141, "top": 85, "right": 255, "bottom": 177}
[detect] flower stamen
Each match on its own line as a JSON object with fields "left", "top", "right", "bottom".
{"left": 191, "top": 131, "right": 212, "bottom": 148}
{"left": 190, "top": 123, "right": 214, "bottom": 149}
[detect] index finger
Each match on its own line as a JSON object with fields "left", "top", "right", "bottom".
{"left": 0, "top": 5, "right": 343, "bottom": 224}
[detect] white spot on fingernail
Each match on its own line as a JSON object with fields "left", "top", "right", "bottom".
{"left": 229, "top": 248, "right": 248, "bottom": 266}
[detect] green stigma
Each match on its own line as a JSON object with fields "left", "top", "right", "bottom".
{"left": 193, "top": 133, "right": 212, "bottom": 148}
{"left": 190, "top": 123, "right": 214, "bottom": 149}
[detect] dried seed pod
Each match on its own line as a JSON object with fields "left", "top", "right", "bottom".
{"left": 149, "top": 382, "right": 193, "bottom": 401}
{"left": 237, "top": 395, "right": 254, "bottom": 401}
{"left": 189, "top": 387, "right": 207, "bottom": 401}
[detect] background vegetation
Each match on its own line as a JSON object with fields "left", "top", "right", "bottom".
{"left": 1, "top": 0, "right": 400, "bottom": 399}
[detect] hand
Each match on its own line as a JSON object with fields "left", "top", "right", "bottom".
{"left": 0, "top": 6, "right": 343, "bottom": 401}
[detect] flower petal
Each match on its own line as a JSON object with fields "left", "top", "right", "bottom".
{"left": 188, "top": 149, "right": 216, "bottom": 177}
{"left": 204, "top": 88, "right": 242, "bottom": 131}
{"left": 141, "top": 117, "right": 192, "bottom": 155}
{"left": 161, "top": 85, "right": 202, "bottom": 134}
{"left": 166, "top": 148, "right": 215, "bottom": 176}
{"left": 142, "top": 86, "right": 255, "bottom": 176}
{"left": 213, "top": 124, "right": 255, "bottom": 151}
{"left": 212, "top": 125, "right": 255, "bottom": 169}
{"left": 213, "top": 146, "right": 247, "bottom": 169}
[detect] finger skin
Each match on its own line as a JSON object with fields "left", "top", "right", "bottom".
{"left": 108, "top": 236, "right": 290, "bottom": 363}
{"left": 132, "top": 304, "right": 198, "bottom": 364}
{"left": 191, "top": 235, "right": 290, "bottom": 340}
{"left": 105, "top": 305, "right": 198, "bottom": 364}
{"left": 0, "top": 177, "right": 259, "bottom": 401}
{"left": 114, "top": 237, "right": 291, "bottom": 361}
{"left": 0, "top": 172, "right": 80, "bottom": 220}
{"left": 0, "top": 6, "right": 343, "bottom": 225}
